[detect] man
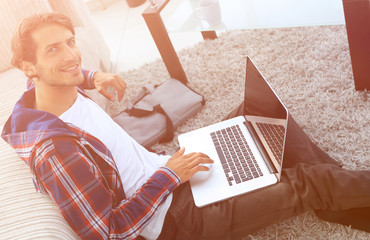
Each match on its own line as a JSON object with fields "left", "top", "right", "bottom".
{"left": 2, "top": 13, "right": 369, "bottom": 240}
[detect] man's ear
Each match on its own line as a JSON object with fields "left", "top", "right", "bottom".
{"left": 20, "top": 61, "right": 37, "bottom": 79}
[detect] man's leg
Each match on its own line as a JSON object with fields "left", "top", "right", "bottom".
{"left": 159, "top": 164, "right": 370, "bottom": 240}
{"left": 158, "top": 108, "right": 369, "bottom": 239}
{"left": 282, "top": 115, "right": 340, "bottom": 167}
{"left": 315, "top": 207, "right": 370, "bottom": 232}
{"left": 230, "top": 163, "right": 370, "bottom": 238}
{"left": 281, "top": 116, "right": 370, "bottom": 231}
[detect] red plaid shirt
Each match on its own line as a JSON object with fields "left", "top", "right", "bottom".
{"left": 2, "top": 72, "right": 181, "bottom": 239}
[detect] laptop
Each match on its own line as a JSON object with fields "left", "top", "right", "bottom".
{"left": 178, "top": 57, "right": 289, "bottom": 207}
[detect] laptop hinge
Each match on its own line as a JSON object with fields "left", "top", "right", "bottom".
{"left": 243, "top": 120, "right": 277, "bottom": 174}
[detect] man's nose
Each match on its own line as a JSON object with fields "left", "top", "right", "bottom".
{"left": 62, "top": 45, "right": 79, "bottom": 61}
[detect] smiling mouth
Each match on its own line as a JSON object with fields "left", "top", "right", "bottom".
{"left": 61, "top": 64, "right": 80, "bottom": 73}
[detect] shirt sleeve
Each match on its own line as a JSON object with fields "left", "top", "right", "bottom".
{"left": 34, "top": 138, "right": 180, "bottom": 240}
{"left": 79, "top": 69, "right": 97, "bottom": 89}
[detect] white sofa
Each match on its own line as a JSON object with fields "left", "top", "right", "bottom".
{"left": 0, "top": 0, "right": 113, "bottom": 238}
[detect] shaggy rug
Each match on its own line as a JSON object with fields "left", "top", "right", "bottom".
{"left": 1, "top": 24, "right": 368, "bottom": 239}
{"left": 111, "top": 24, "right": 369, "bottom": 239}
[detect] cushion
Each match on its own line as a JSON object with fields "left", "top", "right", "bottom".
{"left": 0, "top": 68, "right": 27, "bottom": 126}
{"left": 0, "top": 67, "right": 80, "bottom": 239}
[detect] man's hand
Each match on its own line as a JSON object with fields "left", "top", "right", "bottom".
{"left": 93, "top": 72, "right": 126, "bottom": 102}
{"left": 165, "top": 148, "right": 214, "bottom": 183}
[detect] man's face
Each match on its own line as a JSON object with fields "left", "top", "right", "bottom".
{"left": 26, "top": 24, "right": 83, "bottom": 86}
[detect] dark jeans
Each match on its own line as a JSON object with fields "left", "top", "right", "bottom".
{"left": 157, "top": 112, "right": 370, "bottom": 240}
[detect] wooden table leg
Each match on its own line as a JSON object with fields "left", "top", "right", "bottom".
{"left": 342, "top": 0, "right": 370, "bottom": 91}
{"left": 142, "top": 0, "right": 188, "bottom": 84}
{"left": 201, "top": 31, "right": 218, "bottom": 40}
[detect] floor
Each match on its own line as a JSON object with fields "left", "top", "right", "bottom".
{"left": 88, "top": 0, "right": 204, "bottom": 73}
{"left": 87, "top": 0, "right": 345, "bottom": 74}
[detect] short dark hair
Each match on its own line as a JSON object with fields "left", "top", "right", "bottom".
{"left": 11, "top": 13, "right": 75, "bottom": 69}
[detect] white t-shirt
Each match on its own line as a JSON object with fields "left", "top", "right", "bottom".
{"left": 59, "top": 93, "right": 172, "bottom": 240}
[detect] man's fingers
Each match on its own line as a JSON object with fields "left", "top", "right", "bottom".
{"left": 104, "top": 77, "right": 126, "bottom": 102}
{"left": 182, "top": 152, "right": 213, "bottom": 169}
{"left": 110, "top": 77, "right": 126, "bottom": 102}
{"left": 183, "top": 152, "right": 212, "bottom": 162}
{"left": 172, "top": 147, "right": 186, "bottom": 158}
{"left": 193, "top": 165, "right": 211, "bottom": 172}
{"left": 93, "top": 72, "right": 126, "bottom": 102}
{"left": 189, "top": 157, "right": 214, "bottom": 169}
{"left": 98, "top": 88, "right": 115, "bottom": 101}
{"left": 166, "top": 150, "right": 214, "bottom": 182}
{"left": 183, "top": 152, "right": 208, "bottom": 159}
{"left": 176, "top": 147, "right": 186, "bottom": 156}
{"left": 115, "top": 76, "right": 126, "bottom": 89}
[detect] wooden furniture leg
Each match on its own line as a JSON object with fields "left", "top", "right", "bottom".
{"left": 342, "top": 0, "right": 370, "bottom": 90}
{"left": 142, "top": 0, "right": 218, "bottom": 83}
{"left": 142, "top": 0, "right": 188, "bottom": 83}
{"left": 201, "top": 31, "right": 218, "bottom": 40}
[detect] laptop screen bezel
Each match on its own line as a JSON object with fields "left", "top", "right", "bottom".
{"left": 242, "top": 57, "right": 289, "bottom": 179}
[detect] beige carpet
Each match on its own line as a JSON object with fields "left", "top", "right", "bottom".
{"left": 113, "top": 24, "right": 370, "bottom": 239}
{"left": 0, "top": 24, "right": 368, "bottom": 239}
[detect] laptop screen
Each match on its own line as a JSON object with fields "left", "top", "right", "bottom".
{"left": 244, "top": 58, "right": 287, "bottom": 119}
{"left": 243, "top": 57, "right": 288, "bottom": 175}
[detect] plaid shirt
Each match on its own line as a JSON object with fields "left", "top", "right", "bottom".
{"left": 2, "top": 71, "right": 181, "bottom": 239}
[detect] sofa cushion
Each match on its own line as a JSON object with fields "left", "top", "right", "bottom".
{"left": 0, "top": 70, "right": 78, "bottom": 238}
{"left": 0, "top": 0, "right": 52, "bottom": 72}
{"left": 0, "top": 68, "right": 27, "bottom": 126}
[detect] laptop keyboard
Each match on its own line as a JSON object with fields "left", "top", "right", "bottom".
{"left": 211, "top": 125, "right": 263, "bottom": 186}
{"left": 255, "top": 122, "right": 285, "bottom": 164}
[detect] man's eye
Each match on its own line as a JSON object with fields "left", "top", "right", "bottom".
{"left": 68, "top": 39, "right": 76, "bottom": 46}
{"left": 48, "top": 47, "right": 57, "bottom": 53}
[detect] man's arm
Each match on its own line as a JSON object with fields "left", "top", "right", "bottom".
{"left": 34, "top": 138, "right": 180, "bottom": 240}
{"left": 79, "top": 69, "right": 96, "bottom": 89}
{"left": 80, "top": 70, "right": 126, "bottom": 102}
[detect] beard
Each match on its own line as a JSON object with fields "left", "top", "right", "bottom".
{"left": 34, "top": 64, "right": 84, "bottom": 87}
